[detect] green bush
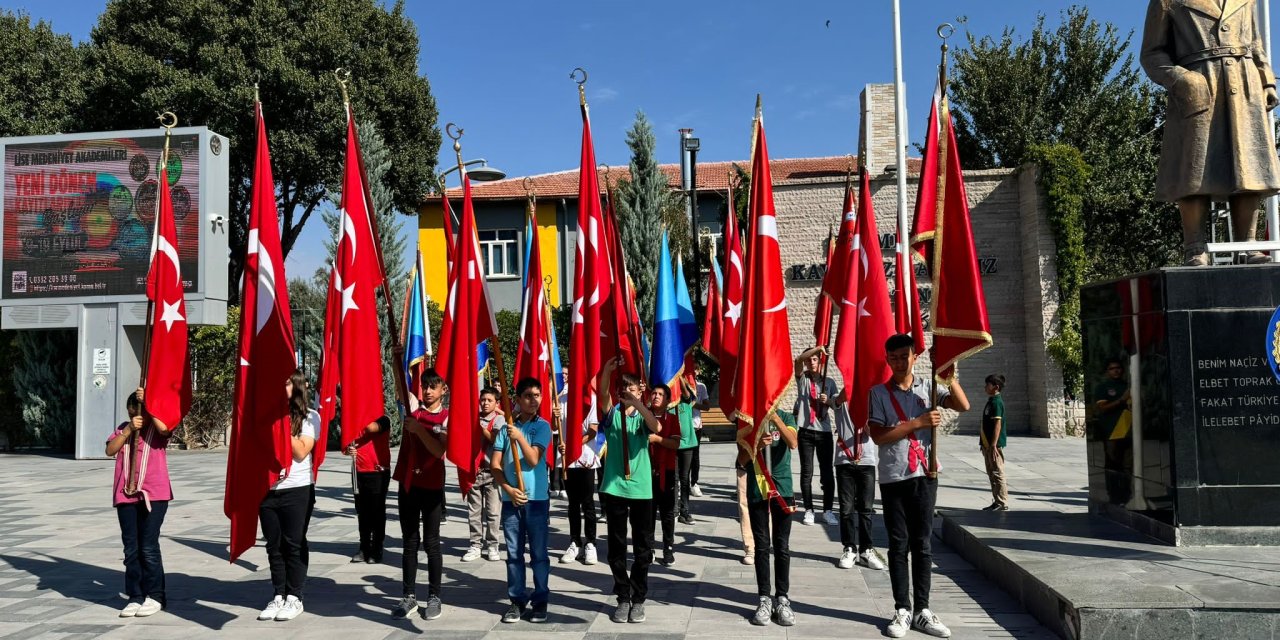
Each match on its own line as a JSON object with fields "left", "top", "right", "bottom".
{"left": 1027, "top": 144, "right": 1091, "bottom": 397}
{"left": 183, "top": 306, "right": 240, "bottom": 449}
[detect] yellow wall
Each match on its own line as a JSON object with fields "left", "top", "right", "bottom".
{"left": 416, "top": 201, "right": 562, "bottom": 308}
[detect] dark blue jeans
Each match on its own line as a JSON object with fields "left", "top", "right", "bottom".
{"left": 117, "top": 500, "right": 168, "bottom": 604}
{"left": 501, "top": 499, "right": 550, "bottom": 606}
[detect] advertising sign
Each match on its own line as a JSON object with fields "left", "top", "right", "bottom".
{"left": 2, "top": 133, "right": 202, "bottom": 299}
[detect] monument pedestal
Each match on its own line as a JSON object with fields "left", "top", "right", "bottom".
{"left": 1081, "top": 265, "right": 1280, "bottom": 545}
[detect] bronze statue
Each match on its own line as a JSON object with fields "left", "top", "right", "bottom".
{"left": 1141, "top": 0, "right": 1280, "bottom": 265}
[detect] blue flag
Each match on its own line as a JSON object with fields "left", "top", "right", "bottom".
{"left": 674, "top": 255, "right": 699, "bottom": 356}
{"left": 649, "top": 231, "right": 685, "bottom": 389}
{"left": 403, "top": 250, "right": 430, "bottom": 396}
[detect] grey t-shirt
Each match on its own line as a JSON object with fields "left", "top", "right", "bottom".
{"left": 793, "top": 375, "right": 838, "bottom": 432}
{"left": 833, "top": 403, "right": 877, "bottom": 467}
{"left": 867, "top": 377, "right": 950, "bottom": 484}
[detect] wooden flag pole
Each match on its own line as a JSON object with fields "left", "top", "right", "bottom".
{"left": 926, "top": 24, "right": 954, "bottom": 479}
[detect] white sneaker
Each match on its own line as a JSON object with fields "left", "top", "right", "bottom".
{"left": 461, "top": 545, "right": 482, "bottom": 562}
{"left": 257, "top": 596, "right": 285, "bottom": 621}
{"left": 485, "top": 544, "right": 502, "bottom": 561}
{"left": 583, "top": 542, "right": 598, "bottom": 565}
{"left": 886, "top": 608, "right": 912, "bottom": 638}
{"left": 690, "top": 484, "right": 703, "bottom": 497}
{"left": 119, "top": 599, "right": 142, "bottom": 617}
{"left": 823, "top": 510, "right": 838, "bottom": 526}
{"left": 275, "top": 595, "right": 304, "bottom": 621}
{"left": 838, "top": 547, "right": 856, "bottom": 569}
{"left": 560, "top": 542, "right": 579, "bottom": 564}
{"left": 912, "top": 608, "right": 951, "bottom": 638}
{"left": 134, "top": 597, "right": 162, "bottom": 617}
{"left": 802, "top": 510, "right": 815, "bottom": 526}
{"left": 858, "top": 549, "right": 887, "bottom": 571}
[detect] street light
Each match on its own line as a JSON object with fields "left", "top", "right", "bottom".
{"left": 682, "top": 134, "right": 702, "bottom": 320}
{"left": 439, "top": 158, "right": 506, "bottom": 183}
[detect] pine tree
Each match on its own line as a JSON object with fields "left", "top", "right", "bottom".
{"left": 616, "top": 111, "right": 685, "bottom": 332}
{"left": 13, "top": 331, "right": 77, "bottom": 450}
{"left": 321, "top": 119, "right": 409, "bottom": 442}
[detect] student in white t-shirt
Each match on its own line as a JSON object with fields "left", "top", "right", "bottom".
{"left": 557, "top": 367, "right": 601, "bottom": 566}
{"left": 257, "top": 370, "right": 318, "bottom": 623}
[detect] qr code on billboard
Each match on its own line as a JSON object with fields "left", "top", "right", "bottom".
{"left": 11, "top": 271, "right": 27, "bottom": 294}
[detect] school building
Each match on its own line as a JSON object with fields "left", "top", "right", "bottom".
{"left": 418, "top": 85, "right": 1076, "bottom": 437}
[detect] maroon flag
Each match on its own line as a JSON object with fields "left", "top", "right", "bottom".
{"left": 910, "top": 78, "right": 993, "bottom": 382}
{"left": 226, "top": 102, "right": 297, "bottom": 563}
{"left": 701, "top": 258, "right": 723, "bottom": 363}
{"left": 812, "top": 226, "right": 835, "bottom": 348}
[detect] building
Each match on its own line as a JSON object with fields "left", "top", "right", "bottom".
{"left": 417, "top": 85, "right": 1074, "bottom": 437}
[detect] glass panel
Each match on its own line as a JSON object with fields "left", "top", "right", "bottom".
{"left": 482, "top": 248, "right": 491, "bottom": 275}
{"left": 506, "top": 243, "right": 519, "bottom": 276}
{"left": 492, "top": 249, "right": 504, "bottom": 275}
{"left": 498, "top": 229, "right": 518, "bottom": 241}
{"left": 479, "top": 229, "right": 496, "bottom": 241}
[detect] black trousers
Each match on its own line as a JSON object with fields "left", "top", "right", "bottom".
{"left": 798, "top": 429, "right": 835, "bottom": 512}
{"left": 651, "top": 470, "right": 677, "bottom": 548}
{"left": 550, "top": 465, "right": 565, "bottom": 493}
{"left": 399, "top": 485, "right": 444, "bottom": 598}
{"left": 836, "top": 464, "right": 877, "bottom": 551}
{"left": 601, "top": 493, "right": 654, "bottom": 603}
{"left": 690, "top": 441, "right": 701, "bottom": 485}
{"left": 355, "top": 471, "right": 390, "bottom": 556}
{"left": 748, "top": 497, "right": 793, "bottom": 597}
{"left": 565, "top": 467, "right": 599, "bottom": 545}
{"left": 259, "top": 484, "right": 315, "bottom": 600}
{"left": 117, "top": 500, "right": 167, "bottom": 604}
{"left": 881, "top": 476, "right": 937, "bottom": 611}
{"left": 677, "top": 448, "right": 697, "bottom": 516}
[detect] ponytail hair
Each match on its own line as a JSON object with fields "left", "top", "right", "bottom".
{"left": 289, "top": 369, "right": 309, "bottom": 437}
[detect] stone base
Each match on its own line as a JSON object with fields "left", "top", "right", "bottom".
{"left": 1081, "top": 265, "right": 1280, "bottom": 545}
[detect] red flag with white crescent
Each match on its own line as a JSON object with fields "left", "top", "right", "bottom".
{"left": 718, "top": 183, "right": 745, "bottom": 415}
{"left": 226, "top": 103, "right": 297, "bottom": 563}
{"left": 144, "top": 147, "right": 192, "bottom": 432}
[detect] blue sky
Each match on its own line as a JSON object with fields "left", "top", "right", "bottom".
{"left": 3, "top": 0, "right": 1257, "bottom": 277}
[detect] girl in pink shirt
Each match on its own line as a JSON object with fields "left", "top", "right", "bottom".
{"left": 104, "top": 388, "right": 173, "bottom": 618}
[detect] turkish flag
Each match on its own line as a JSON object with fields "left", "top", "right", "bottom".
{"left": 225, "top": 103, "right": 297, "bottom": 563}
{"left": 718, "top": 183, "right": 745, "bottom": 415}
{"left": 439, "top": 178, "right": 497, "bottom": 480}
{"left": 566, "top": 104, "right": 608, "bottom": 466}
{"left": 819, "top": 183, "right": 849, "bottom": 348}
{"left": 602, "top": 194, "right": 638, "bottom": 378}
{"left": 317, "top": 108, "right": 386, "bottom": 474}
{"left": 910, "top": 80, "right": 993, "bottom": 381}
{"left": 833, "top": 168, "right": 894, "bottom": 453}
{"left": 701, "top": 259, "right": 723, "bottom": 363}
{"left": 143, "top": 147, "right": 192, "bottom": 432}
{"left": 895, "top": 242, "right": 926, "bottom": 354}
{"left": 514, "top": 209, "right": 554, "bottom": 426}
{"left": 732, "top": 112, "right": 792, "bottom": 447}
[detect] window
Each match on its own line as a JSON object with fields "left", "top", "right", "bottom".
{"left": 479, "top": 229, "right": 520, "bottom": 278}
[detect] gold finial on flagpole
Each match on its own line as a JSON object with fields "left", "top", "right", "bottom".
{"left": 570, "top": 67, "right": 588, "bottom": 108}
{"left": 333, "top": 68, "right": 352, "bottom": 107}
{"left": 445, "top": 123, "right": 466, "bottom": 187}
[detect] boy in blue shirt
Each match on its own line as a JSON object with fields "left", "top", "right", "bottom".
{"left": 492, "top": 377, "right": 553, "bottom": 624}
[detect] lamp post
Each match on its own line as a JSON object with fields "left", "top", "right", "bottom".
{"left": 683, "top": 133, "right": 702, "bottom": 318}
{"left": 438, "top": 158, "right": 506, "bottom": 183}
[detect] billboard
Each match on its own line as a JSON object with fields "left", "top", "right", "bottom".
{"left": 1, "top": 129, "right": 218, "bottom": 302}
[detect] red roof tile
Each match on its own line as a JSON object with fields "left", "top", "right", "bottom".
{"left": 424, "top": 155, "right": 923, "bottom": 203}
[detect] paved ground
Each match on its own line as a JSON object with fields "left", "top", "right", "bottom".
{"left": 0, "top": 436, "right": 1066, "bottom": 639}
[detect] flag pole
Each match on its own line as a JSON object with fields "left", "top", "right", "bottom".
{"left": 927, "top": 24, "right": 954, "bottom": 479}
{"left": 130, "top": 110, "right": 177, "bottom": 496}
{"left": 450, "top": 123, "right": 522, "bottom": 492}
{"left": 334, "top": 69, "right": 410, "bottom": 410}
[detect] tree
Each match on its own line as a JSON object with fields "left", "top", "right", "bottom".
{"left": 0, "top": 10, "right": 84, "bottom": 138}
{"left": 80, "top": 0, "right": 440, "bottom": 301}
{"left": 615, "top": 111, "right": 685, "bottom": 332}
{"left": 949, "top": 5, "right": 1179, "bottom": 279}
{"left": 320, "top": 119, "right": 408, "bottom": 427}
